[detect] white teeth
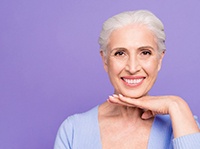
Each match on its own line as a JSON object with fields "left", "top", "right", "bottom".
{"left": 123, "top": 78, "right": 143, "bottom": 84}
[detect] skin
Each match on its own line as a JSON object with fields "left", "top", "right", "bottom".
{"left": 102, "top": 24, "right": 163, "bottom": 98}
{"left": 99, "top": 24, "right": 199, "bottom": 148}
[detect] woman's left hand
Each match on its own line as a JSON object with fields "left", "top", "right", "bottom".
{"left": 108, "top": 94, "right": 177, "bottom": 119}
{"left": 108, "top": 94, "right": 200, "bottom": 138}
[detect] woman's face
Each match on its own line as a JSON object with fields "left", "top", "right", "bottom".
{"left": 101, "top": 24, "right": 165, "bottom": 98}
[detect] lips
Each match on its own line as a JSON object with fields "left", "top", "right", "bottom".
{"left": 121, "top": 76, "right": 145, "bottom": 86}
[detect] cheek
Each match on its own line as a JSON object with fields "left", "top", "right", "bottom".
{"left": 108, "top": 58, "right": 126, "bottom": 74}
{"left": 142, "top": 59, "right": 160, "bottom": 75}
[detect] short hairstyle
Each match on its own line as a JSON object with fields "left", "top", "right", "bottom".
{"left": 98, "top": 10, "right": 166, "bottom": 55}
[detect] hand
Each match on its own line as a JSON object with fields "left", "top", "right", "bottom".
{"left": 108, "top": 94, "right": 200, "bottom": 137}
{"left": 108, "top": 94, "right": 177, "bottom": 119}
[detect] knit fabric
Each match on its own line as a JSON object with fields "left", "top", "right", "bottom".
{"left": 54, "top": 106, "right": 200, "bottom": 149}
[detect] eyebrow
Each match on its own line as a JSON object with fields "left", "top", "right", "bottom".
{"left": 138, "top": 46, "right": 155, "bottom": 51}
{"left": 110, "top": 47, "right": 126, "bottom": 52}
{"left": 110, "top": 46, "right": 155, "bottom": 53}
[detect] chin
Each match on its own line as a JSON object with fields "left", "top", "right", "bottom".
{"left": 122, "top": 92, "right": 148, "bottom": 99}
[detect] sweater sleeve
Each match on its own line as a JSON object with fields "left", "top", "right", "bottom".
{"left": 173, "top": 116, "right": 200, "bottom": 149}
{"left": 54, "top": 117, "right": 74, "bottom": 149}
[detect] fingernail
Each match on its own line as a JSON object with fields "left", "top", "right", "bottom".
{"left": 119, "top": 94, "right": 123, "bottom": 97}
{"left": 109, "top": 95, "right": 114, "bottom": 99}
{"left": 106, "top": 99, "right": 111, "bottom": 102}
{"left": 113, "top": 94, "right": 118, "bottom": 98}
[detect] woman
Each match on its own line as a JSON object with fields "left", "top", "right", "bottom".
{"left": 54, "top": 10, "right": 200, "bottom": 149}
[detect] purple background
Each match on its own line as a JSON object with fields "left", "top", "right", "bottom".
{"left": 1, "top": 0, "right": 200, "bottom": 148}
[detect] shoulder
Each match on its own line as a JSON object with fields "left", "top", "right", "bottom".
{"left": 66, "top": 105, "right": 98, "bottom": 125}
{"left": 148, "top": 115, "right": 173, "bottom": 148}
{"left": 54, "top": 106, "right": 99, "bottom": 149}
{"left": 59, "top": 105, "right": 99, "bottom": 132}
{"left": 54, "top": 106, "right": 100, "bottom": 149}
{"left": 154, "top": 115, "right": 172, "bottom": 127}
{"left": 194, "top": 115, "right": 200, "bottom": 128}
{"left": 153, "top": 115, "right": 173, "bottom": 137}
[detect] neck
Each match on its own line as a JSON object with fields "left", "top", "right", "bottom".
{"left": 99, "top": 101, "right": 144, "bottom": 120}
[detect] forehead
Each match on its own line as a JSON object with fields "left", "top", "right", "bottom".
{"left": 108, "top": 24, "right": 157, "bottom": 50}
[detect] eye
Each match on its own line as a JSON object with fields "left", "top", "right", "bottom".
{"left": 114, "top": 51, "right": 125, "bottom": 56}
{"left": 141, "top": 50, "right": 152, "bottom": 56}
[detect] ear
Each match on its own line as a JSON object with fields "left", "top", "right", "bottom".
{"left": 100, "top": 50, "right": 108, "bottom": 72}
{"left": 157, "top": 50, "right": 165, "bottom": 71}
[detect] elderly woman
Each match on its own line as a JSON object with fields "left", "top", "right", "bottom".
{"left": 54, "top": 10, "right": 200, "bottom": 149}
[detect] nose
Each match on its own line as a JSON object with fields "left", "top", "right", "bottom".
{"left": 125, "top": 55, "right": 141, "bottom": 74}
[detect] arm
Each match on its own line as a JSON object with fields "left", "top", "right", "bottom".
{"left": 54, "top": 118, "right": 73, "bottom": 149}
{"left": 168, "top": 97, "right": 199, "bottom": 138}
{"left": 108, "top": 95, "right": 200, "bottom": 138}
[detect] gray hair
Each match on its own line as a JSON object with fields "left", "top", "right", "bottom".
{"left": 98, "top": 10, "right": 166, "bottom": 55}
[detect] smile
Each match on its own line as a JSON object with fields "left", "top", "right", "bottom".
{"left": 121, "top": 77, "right": 145, "bottom": 86}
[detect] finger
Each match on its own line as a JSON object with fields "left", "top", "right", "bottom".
{"left": 107, "top": 98, "right": 118, "bottom": 104}
{"left": 118, "top": 94, "right": 144, "bottom": 108}
{"left": 108, "top": 95, "right": 135, "bottom": 107}
{"left": 118, "top": 95, "right": 162, "bottom": 110}
{"left": 116, "top": 94, "right": 170, "bottom": 116}
{"left": 113, "top": 94, "right": 119, "bottom": 98}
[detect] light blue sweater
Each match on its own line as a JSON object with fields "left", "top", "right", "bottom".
{"left": 54, "top": 106, "right": 200, "bottom": 149}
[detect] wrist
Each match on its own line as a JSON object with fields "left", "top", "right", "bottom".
{"left": 168, "top": 96, "right": 188, "bottom": 116}
{"left": 168, "top": 96, "right": 199, "bottom": 138}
